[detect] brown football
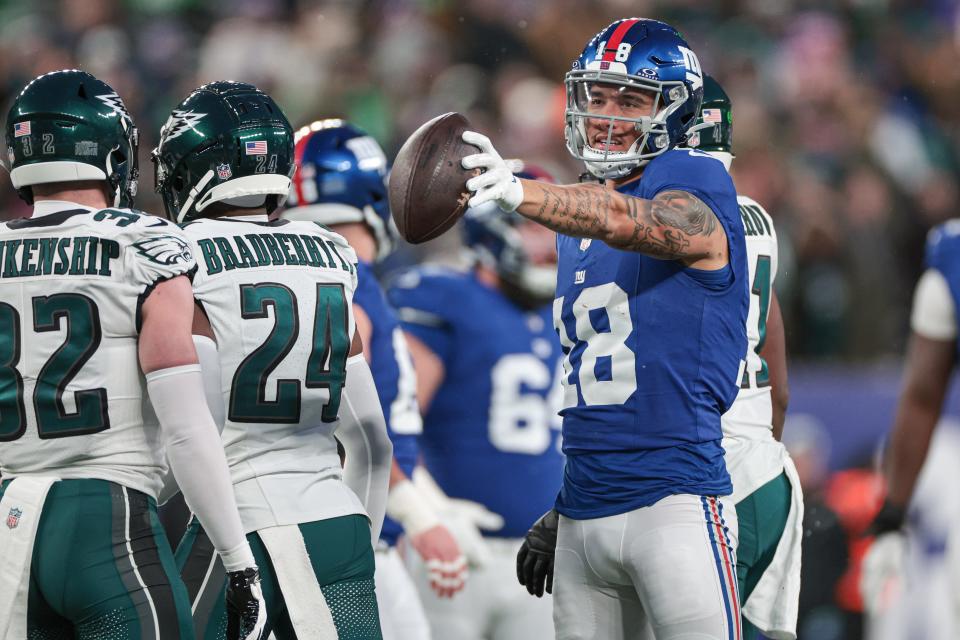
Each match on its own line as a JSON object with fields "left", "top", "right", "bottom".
{"left": 388, "top": 112, "right": 476, "bottom": 244}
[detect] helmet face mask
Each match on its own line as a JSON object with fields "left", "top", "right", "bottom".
{"left": 564, "top": 19, "right": 704, "bottom": 179}
{"left": 5, "top": 70, "right": 139, "bottom": 207}
{"left": 152, "top": 81, "right": 295, "bottom": 223}
{"left": 282, "top": 119, "right": 397, "bottom": 261}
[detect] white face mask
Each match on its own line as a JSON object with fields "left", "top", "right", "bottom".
{"left": 515, "top": 264, "right": 558, "bottom": 300}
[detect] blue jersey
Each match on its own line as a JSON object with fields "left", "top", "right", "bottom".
{"left": 354, "top": 261, "right": 421, "bottom": 545}
{"left": 388, "top": 268, "right": 565, "bottom": 538}
{"left": 925, "top": 221, "right": 960, "bottom": 360}
{"left": 553, "top": 149, "right": 748, "bottom": 519}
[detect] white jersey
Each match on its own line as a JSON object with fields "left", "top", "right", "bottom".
{"left": 0, "top": 201, "right": 196, "bottom": 498}
{"left": 182, "top": 214, "right": 364, "bottom": 532}
{"left": 722, "top": 196, "right": 788, "bottom": 502}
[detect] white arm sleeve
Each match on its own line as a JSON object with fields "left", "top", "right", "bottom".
{"left": 147, "top": 364, "right": 255, "bottom": 572}
{"left": 193, "top": 335, "right": 225, "bottom": 432}
{"left": 336, "top": 354, "right": 393, "bottom": 545}
{"left": 910, "top": 268, "right": 958, "bottom": 340}
{"left": 156, "top": 337, "right": 223, "bottom": 505}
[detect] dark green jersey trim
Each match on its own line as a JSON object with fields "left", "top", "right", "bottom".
{"left": 6, "top": 209, "right": 90, "bottom": 229}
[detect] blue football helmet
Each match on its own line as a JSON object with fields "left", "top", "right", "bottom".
{"left": 565, "top": 18, "right": 705, "bottom": 179}
{"left": 463, "top": 161, "right": 557, "bottom": 306}
{"left": 282, "top": 119, "right": 396, "bottom": 260}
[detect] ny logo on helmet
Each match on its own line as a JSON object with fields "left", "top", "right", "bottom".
{"left": 678, "top": 46, "right": 703, "bottom": 90}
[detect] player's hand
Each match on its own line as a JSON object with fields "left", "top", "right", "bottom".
{"left": 410, "top": 466, "right": 505, "bottom": 568}
{"left": 516, "top": 509, "right": 559, "bottom": 597}
{"left": 461, "top": 131, "right": 524, "bottom": 212}
{"left": 225, "top": 567, "right": 267, "bottom": 640}
{"left": 440, "top": 497, "right": 505, "bottom": 568}
{"left": 410, "top": 524, "right": 468, "bottom": 598}
{"left": 860, "top": 531, "right": 905, "bottom": 614}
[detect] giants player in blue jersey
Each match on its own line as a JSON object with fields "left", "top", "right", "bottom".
{"left": 387, "top": 163, "right": 565, "bottom": 639}
{"left": 281, "top": 120, "right": 464, "bottom": 640}
{"left": 460, "top": 19, "right": 749, "bottom": 639}
{"left": 862, "top": 218, "right": 960, "bottom": 620}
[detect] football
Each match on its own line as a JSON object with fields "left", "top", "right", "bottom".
{"left": 388, "top": 112, "right": 476, "bottom": 244}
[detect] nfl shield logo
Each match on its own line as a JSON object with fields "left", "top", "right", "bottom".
{"left": 217, "top": 163, "right": 232, "bottom": 180}
{"left": 6, "top": 507, "right": 22, "bottom": 529}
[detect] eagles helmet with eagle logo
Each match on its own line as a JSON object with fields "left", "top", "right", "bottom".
{"left": 565, "top": 18, "right": 705, "bottom": 179}
{"left": 684, "top": 74, "right": 735, "bottom": 170}
{"left": 152, "top": 81, "right": 295, "bottom": 223}
{"left": 4, "top": 69, "right": 139, "bottom": 207}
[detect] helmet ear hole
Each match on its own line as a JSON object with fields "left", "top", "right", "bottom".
{"left": 111, "top": 145, "right": 127, "bottom": 165}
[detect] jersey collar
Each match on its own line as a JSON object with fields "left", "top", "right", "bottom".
{"left": 223, "top": 213, "right": 269, "bottom": 222}
{"left": 31, "top": 200, "right": 94, "bottom": 219}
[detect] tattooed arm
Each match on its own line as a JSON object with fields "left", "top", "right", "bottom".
{"left": 515, "top": 180, "right": 727, "bottom": 263}
{"left": 460, "top": 130, "right": 727, "bottom": 264}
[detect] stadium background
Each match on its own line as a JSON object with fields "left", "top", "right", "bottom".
{"left": 2, "top": 0, "right": 960, "bottom": 638}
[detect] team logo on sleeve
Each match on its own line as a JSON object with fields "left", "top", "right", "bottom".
{"left": 132, "top": 234, "right": 193, "bottom": 265}
{"left": 6, "top": 507, "right": 22, "bottom": 529}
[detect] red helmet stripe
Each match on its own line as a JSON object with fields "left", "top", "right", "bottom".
{"left": 602, "top": 18, "right": 640, "bottom": 62}
{"left": 292, "top": 132, "right": 311, "bottom": 204}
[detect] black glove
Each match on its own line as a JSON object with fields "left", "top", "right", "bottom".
{"left": 865, "top": 500, "right": 906, "bottom": 537}
{"left": 225, "top": 567, "right": 267, "bottom": 640}
{"left": 516, "top": 509, "right": 559, "bottom": 597}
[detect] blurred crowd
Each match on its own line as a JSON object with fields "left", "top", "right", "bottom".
{"left": 1, "top": 0, "right": 959, "bottom": 360}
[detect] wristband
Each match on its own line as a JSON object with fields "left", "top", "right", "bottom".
{"left": 386, "top": 479, "right": 441, "bottom": 537}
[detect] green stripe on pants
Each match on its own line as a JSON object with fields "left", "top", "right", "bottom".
{"left": 0, "top": 478, "right": 193, "bottom": 639}
{"left": 175, "top": 514, "right": 382, "bottom": 640}
{"left": 734, "top": 471, "right": 792, "bottom": 640}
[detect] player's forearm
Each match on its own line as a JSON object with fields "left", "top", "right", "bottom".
{"left": 515, "top": 179, "right": 722, "bottom": 260}
{"left": 338, "top": 355, "right": 394, "bottom": 543}
{"left": 885, "top": 332, "right": 955, "bottom": 508}
{"left": 885, "top": 395, "right": 941, "bottom": 507}
{"left": 763, "top": 292, "right": 789, "bottom": 440}
{"left": 147, "top": 365, "right": 254, "bottom": 571}
{"left": 389, "top": 458, "right": 408, "bottom": 488}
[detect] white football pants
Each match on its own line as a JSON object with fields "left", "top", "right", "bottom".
{"left": 405, "top": 536, "right": 555, "bottom": 640}
{"left": 376, "top": 546, "right": 432, "bottom": 640}
{"left": 553, "top": 494, "right": 741, "bottom": 640}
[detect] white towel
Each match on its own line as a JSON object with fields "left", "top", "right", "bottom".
{"left": 742, "top": 453, "right": 804, "bottom": 640}
{"left": 258, "top": 525, "right": 339, "bottom": 639}
{"left": 0, "top": 477, "right": 57, "bottom": 640}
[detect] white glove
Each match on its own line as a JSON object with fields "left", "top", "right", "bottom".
{"left": 461, "top": 131, "right": 524, "bottom": 212}
{"left": 860, "top": 531, "right": 905, "bottom": 614}
{"left": 388, "top": 479, "right": 468, "bottom": 597}
{"left": 412, "top": 466, "right": 505, "bottom": 568}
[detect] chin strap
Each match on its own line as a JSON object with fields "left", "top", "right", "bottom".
{"left": 177, "top": 169, "right": 215, "bottom": 223}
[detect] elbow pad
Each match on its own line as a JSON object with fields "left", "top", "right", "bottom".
{"left": 337, "top": 355, "right": 393, "bottom": 544}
